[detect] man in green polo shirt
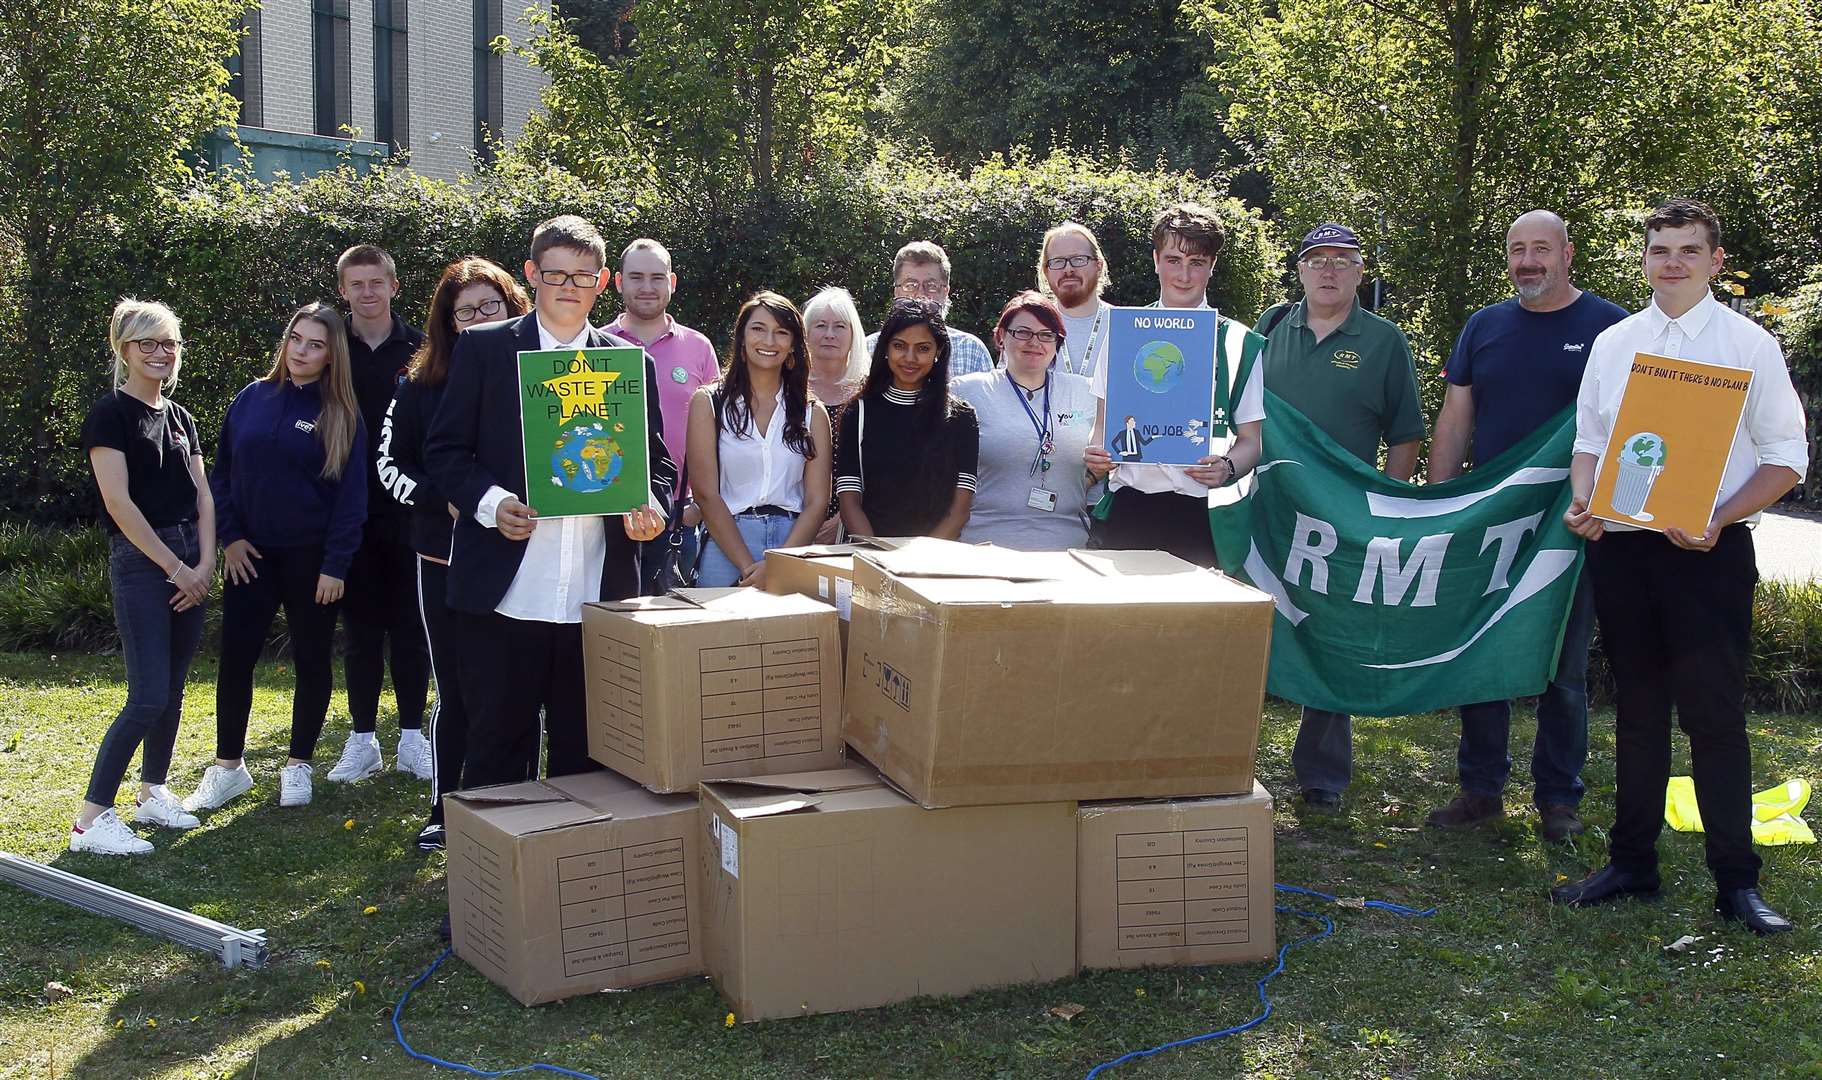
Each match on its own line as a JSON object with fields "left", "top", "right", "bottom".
{"left": 1258, "top": 222, "right": 1426, "bottom": 812}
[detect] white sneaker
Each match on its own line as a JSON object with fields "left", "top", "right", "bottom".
{"left": 326, "top": 734, "right": 383, "bottom": 783}
{"left": 278, "top": 762, "right": 314, "bottom": 807}
{"left": 134, "top": 789, "right": 200, "bottom": 830}
{"left": 70, "top": 809, "right": 153, "bottom": 855}
{"left": 395, "top": 729, "right": 433, "bottom": 780}
{"left": 182, "top": 764, "right": 254, "bottom": 812}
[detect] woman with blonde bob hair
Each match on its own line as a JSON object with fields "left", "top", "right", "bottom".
{"left": 801, "top": 286, "right": 869, "bottom": 407}
{"left": 69, "top": 299, "right": 216, "bottom": 855}
{"left": 183, "top": 302, "right": 369, "bottom": 814}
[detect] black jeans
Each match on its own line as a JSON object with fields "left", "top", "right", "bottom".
{"left": 85, "top": 523, "right": 207, "bottom": 806}
{"left": 417, "top": 557, "right": 467, "bottom": 825}
{"left": 454, "top": 609, "right": 592, "bottom": 790}
{"left": 342, "top": 516, "right": 430, "bottom": 733}
{"left": 1589, "top": 526, "right": 1760, "bottom": 891}
{"left": 215, "top": 543, "right": 341, "bottom": 762}
{"left": 1092, "top": 487, "right": 1219, "bottom": 568}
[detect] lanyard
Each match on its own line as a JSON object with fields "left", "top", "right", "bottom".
{"left": 1064, "top": 306, "right": 1105, "bottom": 376}
{"left": 1008, "top": 371, "right": 1054, "bottom": 476}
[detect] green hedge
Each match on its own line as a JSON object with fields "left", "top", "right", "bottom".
{"left": 2, "top": 152, "right": 1280, "bottom": 523}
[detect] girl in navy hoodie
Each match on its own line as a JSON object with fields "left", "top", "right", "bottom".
{"left": 183, "top": 302, "right": 367, "bottom": 812}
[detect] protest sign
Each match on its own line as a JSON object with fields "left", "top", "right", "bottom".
{"left": 517, "top": 346, "right": 650, "bottom": 518}
{"left": 1103, "top": 306, "right": 1220, "bottom": 466}
{"left": 1588, "top": 352, "right": 1752, "bottom": 535}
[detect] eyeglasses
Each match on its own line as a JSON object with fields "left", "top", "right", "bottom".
{"left": 454, "top": 298, "right": 506, "bottom": 321}
{"left": 893, "top": 279, "right": 947, "bottom": 297}
{"left": 1004, "top": 327, "right": 1058, "bottom": 344}
{"left": 130, "top": 338, "right": 183, "bottom": 355}
{"left": 536, "top": 269, "right": 602, "bottom": 288}
{"left": 1300, "top": 256, "right": 1362, "bottom": 271}
{"left": 1045, "top": 254, "right": 1097, "bottom": 270}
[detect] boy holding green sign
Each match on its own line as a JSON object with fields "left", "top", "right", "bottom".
{"left": 424, "top": 216, "right": 674, "bottom": 791}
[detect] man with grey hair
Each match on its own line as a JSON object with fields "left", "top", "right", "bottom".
{"left": 865, "top": 240, "right": 994, "bottom": 375}
{"left": 1423, "top": 209, "right": 1628, "bottom": 839}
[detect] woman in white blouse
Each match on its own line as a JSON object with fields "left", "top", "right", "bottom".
{"left": 687, "top": 291, "right": 834, "bottom": 588}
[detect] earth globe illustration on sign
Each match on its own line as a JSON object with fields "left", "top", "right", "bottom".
{"left": 550, "top": 419, "right": 624, "bottom": 492}
{"left": 1133, "top": 340, "right": 1186, "bottom": 394}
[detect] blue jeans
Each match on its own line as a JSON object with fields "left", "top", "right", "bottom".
{"left": 697, "top": 510, "right": 796, "bottom": 587}
{"left": 1456, "top": 573, "right": 1596, "bottom": 807}
{"left": 85, "top": 523, "right": 207, "bottom": 806}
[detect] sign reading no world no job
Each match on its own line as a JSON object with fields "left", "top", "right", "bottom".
{"left": 517, "top": 347, "right": 650, "bottom": 518}
{"left": 1102, "top": 306, "right": 1220, "bottom": 466}
{"left": 1589, "top": 352, "right": 1752, "bottom": 536}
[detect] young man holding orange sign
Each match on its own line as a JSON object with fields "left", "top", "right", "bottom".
{"left": 1554, "top": 199, "right": 1808, "bottom": 934}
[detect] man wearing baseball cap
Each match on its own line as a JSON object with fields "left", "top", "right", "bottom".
{"left": 1256, "top": 222, "right": 1426, "bottom": 812}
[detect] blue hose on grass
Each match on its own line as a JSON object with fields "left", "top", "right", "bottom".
{"left": 393, "top": 884, "right": 1437, "bottom": 1079}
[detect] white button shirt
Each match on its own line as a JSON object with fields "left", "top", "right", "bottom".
{"left": 476, "top": 317, "right": 608, "bottom": 623}
{"left": 715, "top": 386, "right": 808, "bottom": 514}
{"left": 1574, "top": 291, "right": 1809, "bottom": 531}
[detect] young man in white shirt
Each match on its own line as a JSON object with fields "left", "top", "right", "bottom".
{"left": 1037, "top": 221, "right": 1112, "bottom": 381}
{"left": 1552, "top": 199, "right": 1807, "bottom": 935}
{"left": 1082, "top": 204, "right": 1264, "bottom": 567}
{"left": 423, "top": 216, "right": 673, "bottom": 790}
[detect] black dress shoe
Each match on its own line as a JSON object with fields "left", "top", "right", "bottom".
{"left": 1549, "top": 863, "right": 1661, "bottom": 907}
{"left": 1300, "top": 788, "right": 1342, "bottom": 811}
{"left": 1715, "top": 888, "right": 1794, "bottom": 935}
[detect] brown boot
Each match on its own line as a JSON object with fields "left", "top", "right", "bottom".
{"left": 1537, "top": 803, "right": 1586, "bottom": 842}
{"left": 1424, "top": 792, "right": 1503, "bottom": 829}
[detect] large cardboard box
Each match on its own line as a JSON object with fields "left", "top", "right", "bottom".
{"left": 842, "top": 538, "right": 1274, "bottom": 807}
{"left": 1076, "top": 783, "right": 1276, "bottom": 970}
{"left": 444, "top": 770, "right": 702, "bottom": 1005}
{"left": 582, "top": 588, "right": 845, "bottom": 793}
{"left": 699, "top": 764, "right": 1077, "bottom": 1022}
{"left": 764, "top": 538, "right": 906, "bottom": 658}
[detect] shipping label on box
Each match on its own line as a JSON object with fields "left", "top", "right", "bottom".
{"left": 583, "top": 589, "right": 845, "bottom": 792}
{"left": 698, "top": 764, "right": 1077, "bottom": 1023}
{"left": 842, "top": 539, "right": 1275, "bottom": 807}
{"left": 1077, "top": 783, "right": 1275, "bottom": 970}
{"left": 444, "top": 770, "right": 703, "bottom": 1005}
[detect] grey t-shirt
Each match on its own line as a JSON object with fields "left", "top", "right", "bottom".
{"left": 1057, "top": 301, "right": 1111, "bottom": 384}
{"left": 951, "top": 369, "right": 1099, "bottom": 550}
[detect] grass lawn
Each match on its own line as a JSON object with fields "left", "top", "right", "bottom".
{"left": 0, "top": 650, "right": 1818, "bottom": 1080}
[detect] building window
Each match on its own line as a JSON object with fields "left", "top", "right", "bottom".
{"left": 374, "top": 0, "right": 409, "bottom": 150}
{"left": 473, "top": 0, "right": 503, "bottom": 161}
{"left": 313, "top": 0, "right": 352, "bottom": 137}
{"left": 228, "top": 8, "right": 264, "bottom": 127}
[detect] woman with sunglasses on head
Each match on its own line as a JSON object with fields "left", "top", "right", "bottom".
{"left": 951, "top": 291, "right": 1098, "bottom": 551}
{"left": 833, "top": 298, "right": 979, "bottom": 540}
{"left": 376, "top": 258, "right": 529, "bottom": 850}
{"left": 688, "top": 292, "right": 833, "bottom": 588}
{"left": 69, "top": 300, "right": 215, "bottom": 855}
{"left": 182, "top": 302, "right": 367, "bottom": 814}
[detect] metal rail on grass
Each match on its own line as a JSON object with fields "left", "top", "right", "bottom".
{"left": 0, "top": 851, "right": 268, "bottom": 969}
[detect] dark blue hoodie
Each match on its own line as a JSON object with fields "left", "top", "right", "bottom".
{"left": 210, "top": 378, "right": 368, "bottom": 578}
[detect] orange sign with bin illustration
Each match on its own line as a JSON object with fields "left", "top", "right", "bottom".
{"left": 1590, "top": 352, "right": 1753, "bottom": 535}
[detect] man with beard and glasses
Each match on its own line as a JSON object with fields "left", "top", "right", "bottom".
{"left": 1037, "top": 221, "right": 1113, "bottom": 383}
{"left": 1423, "top": 210, "right": 1627, "bottom": 838}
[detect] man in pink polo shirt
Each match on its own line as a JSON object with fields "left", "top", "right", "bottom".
{"left": 608, "top": 238, "right": 722, "bottom": 592}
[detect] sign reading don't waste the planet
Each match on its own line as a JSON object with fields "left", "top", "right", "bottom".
{"left": 516, "top": 346, "right": 650, "bottom": 518}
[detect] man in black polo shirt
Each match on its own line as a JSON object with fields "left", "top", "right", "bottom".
{"left": 330, "top": 244, "right": 432, "bottom": 785}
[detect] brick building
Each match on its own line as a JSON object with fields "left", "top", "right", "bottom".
{"left": 221, "top": 0, "right": 549, "bottom": 181}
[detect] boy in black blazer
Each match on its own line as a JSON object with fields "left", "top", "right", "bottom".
{"left": 424, "top": 216, "right": 675, "bottom": 789}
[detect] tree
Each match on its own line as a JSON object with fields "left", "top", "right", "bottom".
{"left": 890, "top": 0, "right": 1238, "bottom": 176}
{"left": 0, "top": 0, "right": 244, "bottom": 503}
{"left": 1190, "top": 0, "right": 1766, "bottom": 366}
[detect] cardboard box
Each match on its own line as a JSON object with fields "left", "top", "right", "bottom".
{"left": 583, "top": 588, "right": 845, "bottom": 793}
{"left": 764, "top": 538, "right": 906, "bottom": 658}
{"left": 1076, "top": 783, "right": 1276, "bottom": 970}
{"left": 842, "top": 538, "right": 1274, "bottom": 807}
{"left": 699, "top": 764, "right": 1077, "bottom": 1022}
{"left": 444, "top": 770, "right": 702, "bottom": 1005}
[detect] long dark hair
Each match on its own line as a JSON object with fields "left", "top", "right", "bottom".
{"left": 858, "top": 297, "right": 959, "bottom": 431}
{"left": 719, "top": 291, "right": 815, "bottom": 459}
{"left": 408, "top": 257, "right": 531, "bottom": 387}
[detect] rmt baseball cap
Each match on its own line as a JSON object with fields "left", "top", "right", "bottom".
{"left": 1297, "top": 222, "right": 1362, "bottom": 259}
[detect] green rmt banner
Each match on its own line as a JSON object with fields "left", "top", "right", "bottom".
{"left": 516, "top": 346, "right": 650, "bottom": 518}
{"left": 1209, "top": 392, "right": 1584, "bottom": 716}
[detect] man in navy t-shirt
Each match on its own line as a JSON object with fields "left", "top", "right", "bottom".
{"left": 1424, "top": 210, "right": 1628, "bottom": 841}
